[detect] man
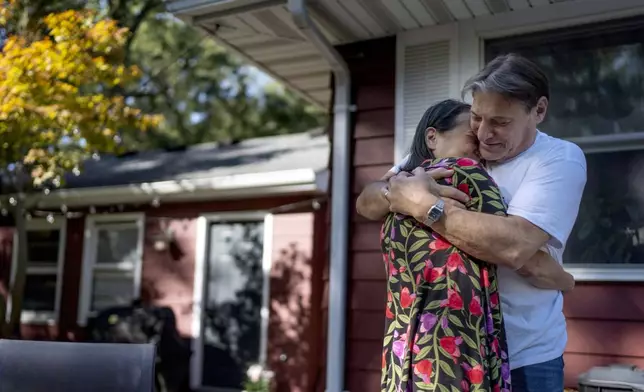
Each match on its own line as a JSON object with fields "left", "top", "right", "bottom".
{"left": 356, "top": 54, "right": 587, "bottom": 391}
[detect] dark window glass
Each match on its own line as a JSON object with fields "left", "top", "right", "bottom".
{"left": 201, "top": 220, "right": 264, "bottom": 389}
{"left": 23, "top": 274, "right": 57, "bottom": 312}
{"left": 485, "top": 17, "right": 644, "bottom": 264}
{"left": 23, "top": 229, "right": 60, "bottom": 313}
{"left": 26, "top": 230, "right": 59, "bottom": 265}
{"left": 486, "top": 17, "right": 644, "bottom": 139}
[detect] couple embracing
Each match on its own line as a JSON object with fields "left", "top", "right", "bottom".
{"left": 356, "top": 54, "right": 587, "bottom": 392}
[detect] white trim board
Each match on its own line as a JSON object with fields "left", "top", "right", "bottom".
{"left": 190, "top": 211, "right": 273, "bottom": 391}
{"left": 7, "top": 218, "right": 67, "bottom": 325}
{"left": 76, "top": 213, "right": 146, "bottom": 325}
{"left": 565, "top": 266, "right": 644, "bottom": 282}
{"left": 17, "top": 168, "right": 327, "bottom": 209}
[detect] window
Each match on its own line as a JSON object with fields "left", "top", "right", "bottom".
{"left": 485, "top": 16, "right": 644, "bottom": 279}
{"left": 78, "top": 214, "right": 144, "bottom": 324}
{"left": 10, "top": 219, "right": 66, "bottom": 324}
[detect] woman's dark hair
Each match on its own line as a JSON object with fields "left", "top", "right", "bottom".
{"left": 400, "top": 99, "right": 471, "bottom": 172}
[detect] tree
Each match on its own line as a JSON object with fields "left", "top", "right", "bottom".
{"left": 119, "top": 2, "right": 325, "bottom": 149}
{"left": 0, "top": 0, "right": 161, "bottom": 336}
{"left": 5, "top": 0, "right": 325, "bottom": 150}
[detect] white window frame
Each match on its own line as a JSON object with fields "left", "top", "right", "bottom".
{"left": 394, "top": 23, "right": 460, "bottom": 164}
{"left": 8, "top": 218, "right": 66, "bottom": 325}
{"left": 77, "top": 213, "right": 145, "bottom": 325}
{"left": 190, "top": 211, "right": 273, "bottom": 392}
{"left": 562, "top": 133, "right": 644, "bottom": 282}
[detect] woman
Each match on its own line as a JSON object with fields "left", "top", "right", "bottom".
{"left": 380, "top": 99, "right": 573, "bottom": 391}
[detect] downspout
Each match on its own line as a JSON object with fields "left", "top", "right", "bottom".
{"left": 287, "top": 1, "right": 351, "bottom": 391}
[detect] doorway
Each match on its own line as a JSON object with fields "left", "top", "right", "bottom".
{"left": 191, "top": 212, "right": 272, "bottom": 391}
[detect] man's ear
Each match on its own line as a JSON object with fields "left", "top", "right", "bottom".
{"left": 425, "top": 127, "right": 438, "bottom": 149}
{"left": 534, "top": 96, "right": 548, "bottom": 124}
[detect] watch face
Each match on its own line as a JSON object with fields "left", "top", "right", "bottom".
{"left": 428, "top": 202, "right": 443, "bottom": 222}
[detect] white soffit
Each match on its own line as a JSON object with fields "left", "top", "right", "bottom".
{"left": 167, "top": 0, "right": 577, "bottom": 108}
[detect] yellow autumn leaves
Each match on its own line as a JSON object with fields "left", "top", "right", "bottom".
{"left": 0, "top": 1, "right": 162, "bottom": 185}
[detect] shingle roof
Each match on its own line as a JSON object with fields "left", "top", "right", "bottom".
{"left": 64, "top": 129, "right": 329, "bottom": 189}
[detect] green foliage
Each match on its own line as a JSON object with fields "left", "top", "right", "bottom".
{"left": 0, "top": 0, "right": 161, "bottom": 338}
{"left": 102, "top": 0, "right": 326, "bottom": 149}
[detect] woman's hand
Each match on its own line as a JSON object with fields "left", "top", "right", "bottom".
{"left": 516, "top": 249, "right": 575, "bottom": 292}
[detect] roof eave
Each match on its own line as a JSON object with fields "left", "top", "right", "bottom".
{"left": 167, "top": 0, "right": 280, "bottom": 19}
{"left": 23, "top": 168, "right": 328, "bottom": 209}
{"left": 167, "top": 0, "right": 332, "bottom": 109}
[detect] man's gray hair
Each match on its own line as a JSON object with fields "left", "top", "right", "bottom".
{"left": 462, "top": 53, "right": 550, "bottom": 110}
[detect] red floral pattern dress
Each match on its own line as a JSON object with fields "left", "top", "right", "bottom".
{"left": 380, "top": 157, "right": 512, "bottom": 392}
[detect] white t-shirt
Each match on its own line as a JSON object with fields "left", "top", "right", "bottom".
{"left": 391, "top": 131, "right": 587, "bottom": 369}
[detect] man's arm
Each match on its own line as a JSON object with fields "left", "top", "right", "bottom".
{"left": 387, "top": 151, "right": 587, "bottom": 269}
{"left": 437, "top": 204, "right": 576, "bottom": 288}
{"left": 433, "top": 153, "right": 586, "bottom": 269}
{"left": 432, "top": 204, "right": 547, "bottom": 269}
{"left": 517, "top": 249, "right": 575, "bottom": 292}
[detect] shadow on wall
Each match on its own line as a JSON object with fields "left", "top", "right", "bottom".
{"left": 268, "top": 241, "right": 313, "bottom": 392}
{"left": 140, "top": 217, "right": 196, "bottom": 337}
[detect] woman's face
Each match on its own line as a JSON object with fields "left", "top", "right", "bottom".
{"left": 429, "top": 112, "right": 480, "bottom": 160}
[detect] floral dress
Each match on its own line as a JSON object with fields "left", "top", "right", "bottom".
{"left": 380, "top": 157, "right": 512, "bottom": 392}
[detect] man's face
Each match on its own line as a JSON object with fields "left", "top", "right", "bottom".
{"left": 470, "top": 91, "right": 546, "bottom": 162}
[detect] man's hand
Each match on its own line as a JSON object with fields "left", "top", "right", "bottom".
{"left": 385, "top": 167, "right": 469, "bottom": 220}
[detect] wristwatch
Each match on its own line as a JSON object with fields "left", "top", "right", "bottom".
{"left": 423, "top": 199, "right": 445, "bottom": 226}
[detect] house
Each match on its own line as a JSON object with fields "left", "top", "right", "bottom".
{"left": 0, "top": 130, "right": 330, "bottom": 391}
{"left": 166, "top": 0, "right": 644, "bottom": 391}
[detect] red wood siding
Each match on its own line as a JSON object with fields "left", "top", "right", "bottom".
{"left": 340, "top": 35, "right": 644, "bottom": 391}
{"left": 337, "top": 36, "right": 396, "bottom": 392}
{"left": 562, "top": 283, "right": 644, "bottom": 387}
{"left": 56, "top": 217, "right": 85, "bottom": 341}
